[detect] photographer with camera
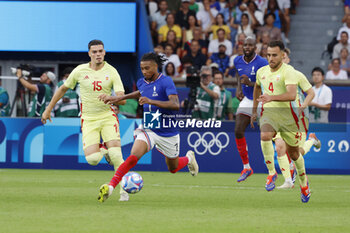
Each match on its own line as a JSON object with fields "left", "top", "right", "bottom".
{"left": 192, "top": 66, "right": 220, "bottom": 119}
{"left": 16, "top": 69, "right": 55, "bottom": 117}
{"left": 54, "top": 67, "right": 79, "bottom": 117}
{"left": 0, "top": 79, "right": 10, "bottom": 116}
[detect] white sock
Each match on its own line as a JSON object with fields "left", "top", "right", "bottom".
{"left": 285, "top": 177, "right": 292, "bottom": 183}
{"left": 186, "top": 154, "right": 192, "bottom": 164}
{"left": 108, "top": 185, "right": 114, "bottom": 196}
{"left": 243, "top": 163, "right": 251, "bottom": 169}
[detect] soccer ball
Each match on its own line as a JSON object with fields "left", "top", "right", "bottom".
{"left": 121, "top": 172, "right": 144, "bottom": 194}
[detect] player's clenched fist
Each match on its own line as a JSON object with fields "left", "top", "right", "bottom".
{"left": 139, "top": 97, "right": 152, "bottom": 105}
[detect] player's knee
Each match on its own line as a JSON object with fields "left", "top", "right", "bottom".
{"left": 234, "top": 129, "right": 244, "bottom": 138}
{"left": 85, "top": 153, "right": 101, "bottom": 166}
{"left": 275, "top": 145, "right": 284, "bottom": 157}
{"left": 261, "top": 132, "right": 273, "bottom": 141}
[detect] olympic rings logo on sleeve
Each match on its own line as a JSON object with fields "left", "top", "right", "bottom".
{"left": 187, "top": 132, "right": 230, "bottom": 156}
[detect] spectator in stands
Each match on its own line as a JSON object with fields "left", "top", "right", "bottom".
{"left": 0, "top": 79, "right": 10, "bottom": 117}
{"left": 256, "top": 31, "right": 270, "bottom": 53}
{"left": 158, "top": 13, "right": 182, "bottom": 44}
{"left": 265, "top": 0, "right": 283, "bottom": 30}
{"left": 326, "top": 58, "right": 348, "bottom": 80}
{"left": 182, "top": 15, "right": 199, "bottom": 45}
{"left": 183, "top": 40, "right": 207, "bottom": 70}
{"left": 337, "top": 14, "right": 350, "bottom": 43}
{"left": 183, "top": 27, "right": 208, "bottom": 56}
{"left": 208, "top": 13, "right": 231, "bottom": 40}
{"left": 309, "top": 67, "right": 333, "bottom": 123}
{"left": 162, "top": 44, "right": 181, "bottom": 76}
{"left": 259, "top": 43, "right": 268, "bottom": 58}
{"left": 151, "top": 0, "right": 169, "bottom": 45}
{"left": 189, "top": 0, "right": 199, "bottom": 13}
{"left": 213, "top": 71, "right": 234, "bottom": 120}
{"left": 192, "top": 66, "right": 220, "bottom": 119}
{"left": 340, "top": 48, "right": 350, "bottom": 76}
{"left": 54, "top": 67, "right": 79, "bottom": 117}
{"left": 344, "top": 0, "right": 350, "bottom": 16}
{"left": 254, "top": 0, "right": 268, "bottom": 13}
{"left": 16, "top": 69, "right": 55, "bottom": 117}
{"left": 228, "top": 0, "right": 242, "bottom": 45}
{"left": 207, "top": 44, "right": 230, "bottom": 77}
{"left": 333, "top": 31, "right": 350, "bottom": 59}
{"left": 230, "top": 43, "right": 244, "bottom": 66}
{"left": 208, "top": 28, "right": 233, "bottom": 57}
{"left": 160, "top": 30, "right": 182, "bottom": 57}
{"left": 236, "top": 13, "right": 256, "bottom": 40}
{"left": 154, "top": 44, "right": 164, "bottom": 55}
{"left": 247, "top": 1, "right": 264, "bottom": 26}
{"left": 175, "top": 0, "right": 196, "bottom": 29}
{"left": 235, "top": 32, "right": 247, "bottom": 46}
{"left": 196, "top": 0, "right": 218, "bottom": 32}
{"left": 145, "top": 0, "right": 158, "bottom": 19}
{"left": 164, "top": 62, "right": 177, "bottom": 78}
{"left": 256, "top": 12, "right": 282, "bottom": 42}
{"left": 277, "top": 0, "right": 291, "bottom": 43}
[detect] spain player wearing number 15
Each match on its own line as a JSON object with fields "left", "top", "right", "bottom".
{"left": 41, "top": 40, "right": 130, "bottom": 201}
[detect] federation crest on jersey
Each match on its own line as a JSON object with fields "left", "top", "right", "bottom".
{"left": 152, "top": 86, "right": 158, "bottom": 97}
{"left": 276, "top": 75, "right": 280, "bottom": 81}
{"left": 250, "top": 66, "right": 255, "bottom": 75}
{"left": 106, "top": 76, "right": 109, "bottom": 81}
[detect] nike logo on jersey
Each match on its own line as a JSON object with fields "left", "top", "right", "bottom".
{"left": 238, "top": 68, "right": 243, "bottom": 71}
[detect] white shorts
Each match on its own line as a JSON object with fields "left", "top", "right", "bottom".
{"left": 134, "top": 126, "right": 180, "bottom": 159}
{"left": 236, "top": 96, "right": 253, "bottom": 117}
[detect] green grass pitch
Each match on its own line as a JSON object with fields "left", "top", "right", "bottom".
{"left": 0, "top": 169, "right": 349, "bottom": 233}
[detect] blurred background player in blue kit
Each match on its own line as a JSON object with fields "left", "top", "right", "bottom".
{"left": 97, "top": 52, "right": 199, "bottom": 203}
{"left": 233, "top": 37, "right": 268, "bottom": 182}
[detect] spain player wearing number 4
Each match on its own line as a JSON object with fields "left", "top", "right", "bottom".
{"left": 41, "top": 40, "right": 130, "bottom": 201}
{"left": 251, "top": 41, "right": 311, "bottom": 203}
{"left": 97, "top": 53, "right": 199, "bottom": 203}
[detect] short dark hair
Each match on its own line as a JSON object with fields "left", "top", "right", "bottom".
{"left": 141, "top": 52, "right": 167, "bottom": 69}
{"left": 88, "top": 39, "right": 104, "bottom": 50}
{"left": 268, "top": 40, "right": 285, "bottom": 51}
{"left": 264, "top": 12, "right": 276, "bottom": 21}
{"left": 213, "top": 70, "right": 224, "bottom": 78}
{"left": 216, "top": 28, "right": 226, "bottom": 35}
{"left": 341, "top": 31, "right": 349, "bottom": 37}
{"left": 332, "top": 58, "right": 341, "bottom": 64}
{"left": 311, "top": 67, "right": 324, "bottom": 76}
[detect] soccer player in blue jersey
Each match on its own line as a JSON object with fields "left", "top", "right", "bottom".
{"left": 233, "top": 37, "right": 268, "bottom": 182}
{"left": 97, "top": 52, "right": 199, "bottom": 203}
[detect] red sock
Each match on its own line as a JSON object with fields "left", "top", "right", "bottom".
{"left": 170, "top": 156, "right": 189, "bottom": 173}
{"left": 235, "top": 137, "right": 249, "bottom": 165}
{"left": 109, "top": 155, "right": 138, "bottom": 188}
{"left": 286, "top": 152, "right": 292, "bottom": 163}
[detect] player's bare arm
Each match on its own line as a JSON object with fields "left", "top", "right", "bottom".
{"left": 41, "top": 85, "right": 69, "bottom": 124}
{"left": 258, "top": 84, "right": 297, "bottom": 104}
{"left": 139, "top": 94, "right": 180, "bottom": 111}
{"left": 99, "top": 90, "right": 141, "bottom": 105}
{"left": 200, "top": 82, "right": 219, "bottom": 99}
{"left": 235, "top": 71, "right": 244, "bottom": 100}
{"left": 250, "top": 83, "right": 261, "bottom": 128}
{"left": 299, "top": 87, "right": 315, "bottom": 115}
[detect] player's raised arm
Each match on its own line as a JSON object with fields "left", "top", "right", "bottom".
{"left": 139, "top": 94, "right": 180, "bottom": 111}
{"left": 41, "top": 84, "right": 69, "bottom": 124}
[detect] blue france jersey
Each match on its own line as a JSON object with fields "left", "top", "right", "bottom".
{"left": 137, "top": 73, "right": 179, "bottom": 137}
{"left": 233, "top": 54, "right": 268, "bottom": 100}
